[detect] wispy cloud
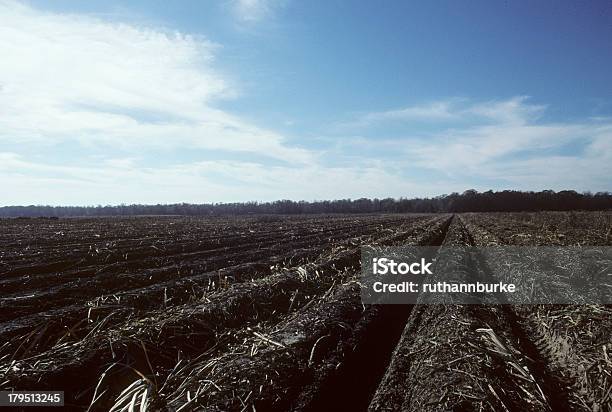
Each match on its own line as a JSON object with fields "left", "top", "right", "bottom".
{"left": 0, "top": 153, "right": 433, "bottom": 205}
{"left": 2, "top": 95, "right": 610, "bottom": 205}
{"left": 0, "top": 0, "right": 309, "bottom": 163}
{"left": 358, "top": 101, "right": 458, "bottom": 124}
{"left": 340, "top": 96, "right": 546, "bottom": 130}
{"left": 336, "top": 97, "right": 612, "bottom": 192}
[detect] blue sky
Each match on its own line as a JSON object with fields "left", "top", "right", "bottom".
{"left": 1, "top": 0, "right": 611, "bottom": 205}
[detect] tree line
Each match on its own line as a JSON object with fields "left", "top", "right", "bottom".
{"left": 1, "top": 190, "right": 611, "bottom": 217}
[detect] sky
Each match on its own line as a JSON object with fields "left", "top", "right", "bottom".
{"left": 1, "top": 0, "right": 611, "bottom": 205}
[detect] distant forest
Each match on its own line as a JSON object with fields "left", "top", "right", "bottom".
{"left": 1, "top": 190, "right": 611, "bottom": 217}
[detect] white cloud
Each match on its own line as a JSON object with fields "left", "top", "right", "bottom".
{"left": 333, "top": 97, "right": 612, "bottom": 193}
{"left": 342, "top": 96, "right": 546, "bottom": 129}
{"left": 0, "top": 0, "right": 310, "bottom": 163}
{"left": 361, "top": 101, "right": 458, "bottom": 123}
{"left": 0, "top": 153, "right": 436, "bottom": 205}
{"left": 406, "top": 123, "right": 584, "bottom": 171}
{"left": 466, "top": 96, "right": 546, "bottom": 125}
